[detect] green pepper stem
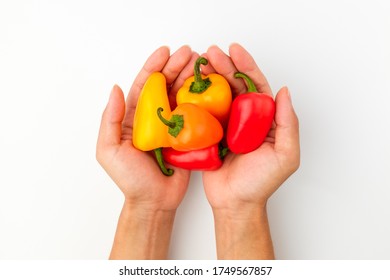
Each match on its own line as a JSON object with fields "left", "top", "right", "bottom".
{"left": 219, "top": 146, "right": 229, "bottom": 159}
{"left": 154, "top": 148, "right": 174, "bottom": 176}
{"left": 157, "top": 107, "right": 175, "bottom": 128}
{"left": 194, "top": 57, "right": 208, "bottom": 83}
{"left": 234, "top": 72, "right": 258, "bottom": 92}
{"left": 189, "top": 57, "right": 212, "bottom": 93}
{"left": 157, "top": 107, "right": 184, "bottom": 138}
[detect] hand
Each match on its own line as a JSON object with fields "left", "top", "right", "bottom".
{"left": 96, "top": 45, "right": 197, "bottom": 259}
{"left": 202, "top": 43, "right": 300, "bottom": 259}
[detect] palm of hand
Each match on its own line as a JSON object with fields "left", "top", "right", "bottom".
{"left": 203, "top": 139, "right": 283, "bottom": 210}
{"left": 106, "top": 139, "right": 190, "bottom": 211}
{"left": 97, "top": 45, "right": 196, "bottom": 211}
{"left": 201, "top": 44, "right": 299, "bottom": 212}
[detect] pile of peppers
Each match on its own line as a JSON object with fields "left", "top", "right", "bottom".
{"left": 132, "top": 57, "right": 275, "bottom": 176}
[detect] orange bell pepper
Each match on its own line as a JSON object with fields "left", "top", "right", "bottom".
{"left": 176, "top": 57, "right": 232, "bottom": 127}
{"left": 157, "top": 103, "right": 223, "bottom": 151}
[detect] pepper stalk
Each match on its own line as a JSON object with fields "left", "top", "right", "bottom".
{"left": 157, "top": 107, "right": 184, "bottom": 137}
{"left": 234, "top": 72, "right": 258, "bottom": 92}
{"left": 189, "top": 57, "right": 212, "bottom": 93}
{"left": 154, "top": 148, "right": 174, "bottom": 176}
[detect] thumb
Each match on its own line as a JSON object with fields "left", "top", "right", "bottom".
{"left": 97, "top": 85, "right": 125, "bottom": 153}
{"left": 274, "top": 87, "right": 300, "bottom": 163}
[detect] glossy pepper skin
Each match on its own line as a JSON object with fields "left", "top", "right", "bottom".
{"left": 227, "top": 72, "right": 276, "bottom": 154}
{"left": 162, "top": 144, "right": 226, "bottom": 171}
{"left": 132, "top": 72, "right": 173, "bottom": 176}
{"left": 176, "top": 57, "right": 232, "bottom": 127}
{"left": 157, "top": 103, "right": 223, "bottom": 151}
{"left": 132, "top": 72, "right": 171, "bottom": 151}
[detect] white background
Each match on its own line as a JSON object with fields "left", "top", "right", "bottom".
{"left": 0, "top": 0, "right": 389, "bottom": 260}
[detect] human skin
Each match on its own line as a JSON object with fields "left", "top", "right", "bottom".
{"left": 202, "top": 43, "right": 300, "bottom": 259}
{"left": 97, "top": 43, "right": 300, "bottom": 260}
{"left": 96, "top": 45, "right": 197, "bottom": 259}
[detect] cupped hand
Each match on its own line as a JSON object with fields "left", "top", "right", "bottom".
{"left": 202, "top": 43, "right": 300, "bottom": 213}
{"left": 96, "top": 45, "right": 197, "bottom": 211}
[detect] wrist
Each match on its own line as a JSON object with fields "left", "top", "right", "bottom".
{"left": 212, "top": 203, "right": 275, "bottom": 260}
{"left": 122, "top": 199, "right": 177, "bottom": 223}
{"left": 109, "top": 200, "right": 176, "bottom": 260}
{"left": 212, "top": 201, "right": 268, "bottom": 222}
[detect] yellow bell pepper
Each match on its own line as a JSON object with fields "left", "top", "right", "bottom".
{"left": 132, "top": 72, "right": 173, "bottom": 175}
{"left": 133, "top": 72, "right": 171, "bottom": 150}
{"left": 176, "top": 57, "right": 232, "bottom": 127}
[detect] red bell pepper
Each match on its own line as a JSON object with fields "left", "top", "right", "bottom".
{"left": 162, "top": 144, "right": 228, "bottom": 171}
{"left": 227, "top": 72, "right": 276, "bottom": 154}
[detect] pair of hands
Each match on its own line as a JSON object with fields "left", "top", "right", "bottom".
{"left": 96, "top": 43, "right": 300, "bottom": 259}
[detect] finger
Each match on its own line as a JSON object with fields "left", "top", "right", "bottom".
{"left": 169, "top": 51, "right": 200, "bottom": 107}
{"left": 264, "top": 127, "right": 276, "bottom": 143}
{"left": 274, "top": 87, "right": 300, "bottom": 163}
{"left": 197, "top": 53, "right": 216, "bottom": 75}
{"left": 123, "top": 46, "right": 170, "bottom": 129}
{"left": 229, "top": 43, "right": 273, "bottom": 97}
{"left": 97, "top": 85, "right": 125, "bottom": 153}
{"left": 126, "top": 46, "right": 170, "bottom": 113}
{"left": 206, "top": 45, "right": 246, "bottom": 95}
{"left": 162, "top": 45, "right": 192, "bottom": 85}
{"left": 171, "top": 51, "right": 200, "bottom": 91}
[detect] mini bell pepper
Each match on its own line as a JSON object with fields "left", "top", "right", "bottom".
{"left": 162, "top": 144, "right": 228, "bottom": 171}
{"left": 227, "top": 72, "right": 275, "bottom": 154}
{"left": 157, "top": 103, "right": 223, "bottom": 151}
{"left": 132, "top": 72, "right": 173, "bottom": 176}
{"left": 176, "top": 57, "right": 232, "bottom": 127}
